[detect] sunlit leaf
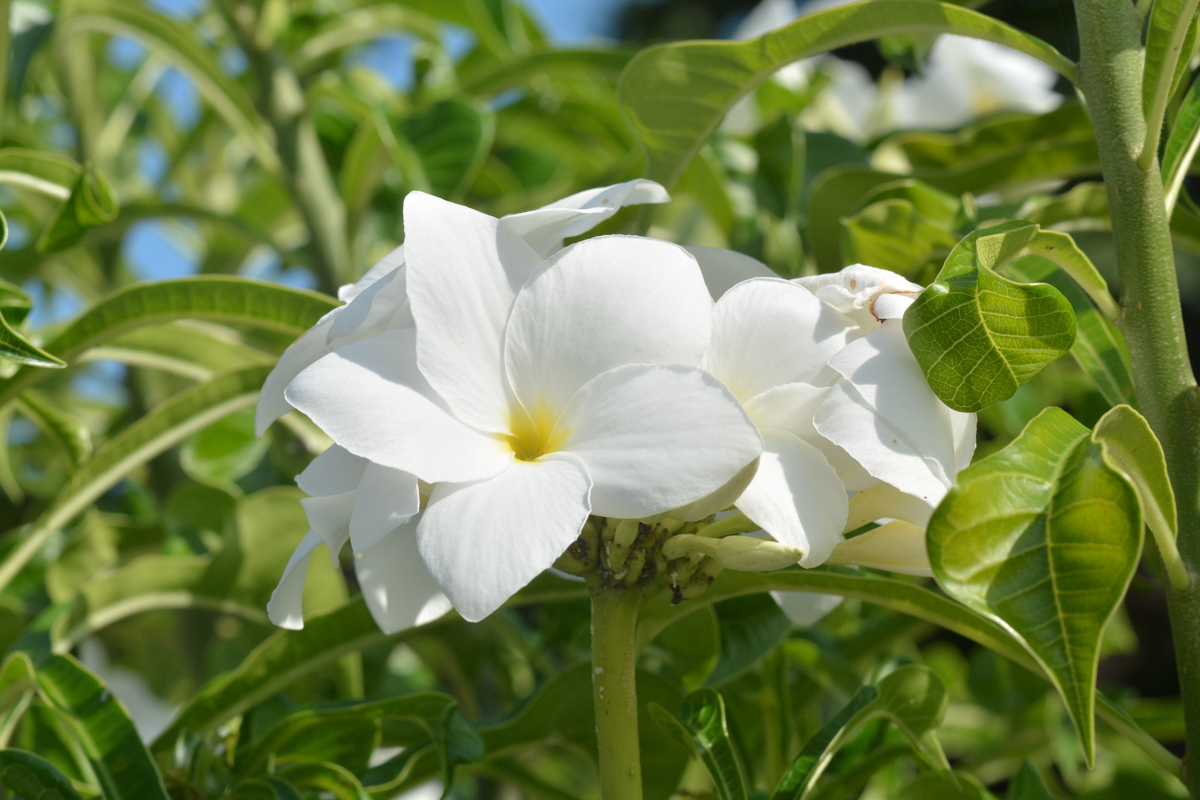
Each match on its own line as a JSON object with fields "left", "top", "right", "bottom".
{"left": 36, "top": 166, "right": 119, "bottom": 253}
{"left": 1142, "top": 0, "right": 1199, "bottom": 123}
{"left": 927, "top": 407, "right": 1144, "bottom": 764}
{"left": 618, "top": 1, "right": 1075, "bottom": 187}
{"left": 650, "top": 688, "right": 747, "bottom": 800}
{"left": 1163, "top": 76, "right": 1200, "bottom": 214}
{"left": 903, "top": 222, "right": 1077, "bottom": 412}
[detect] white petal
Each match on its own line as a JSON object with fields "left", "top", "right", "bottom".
{"left": 707, "top": 278, "right": 854, "bottom": 399}
{"left": 951, "top": 407, "right": 977, "bottom": 474}
{"left": 338, "top": 244, "right": 405, "bottom": 303}
{"left": 844, "top": 482, "right": 934, "bottom": 532}
{"left": 286, "top": 329, "right": 513, "bottom": 483}
{"left": 793, "top": 264, "right": 921, "bottom": 330}
{"left": 504, "top": 236, "right": 712, "bottom": 415}
{"left": 328, "top": 264, "right": 413, "bottom": 348}
{"left": 300, "top": 491, "right": 354, "bottom": 562}
{"left": 404, "top": 192, "right": 541, "bottom": 432}
{"left": 350, "top": 463, "right": 421, "bottom": 553}
{"left": 355, "top": 514, "right": 453, "bottom": 634}
{"left": 559, "top": 364, "right": 762, "bottom": 519}
{"left": 296, "top": 445, "right": 367, "bottom": 496}
{"left": 743, "top": 383, "right": 874, "bottom": 490}
{"left": 771, "top": 591, "right": 845, "bottom": 627}
{"left": 734, "top": 429, "right": 847, "bottom": 567}
{"left": 826, "top": 520, "right": 933, "bottom": 576}
{"left": 256, "top": 309, "right": 338, "bottom": 437}
{"left": 684, "top": 246, "right": 776, "bottom": 300}
{"left": 267, "top": 530, "right": 326, "bottom": 630}
{"left": 501, "top": 179, "right": 670, "bottom": 257}
{"left": 825, "top": 320, "right": 960, "bottom": 488}
{"left": 668, "top": 457, "right": 760, "bottom": 522}
{"left": 418, "top": 454, "right": 592, "bottom": 622}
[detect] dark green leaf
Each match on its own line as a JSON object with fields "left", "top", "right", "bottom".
{"left": 0, "top": 748, "right": 85, "bottom": 800}
{"left": 16, "top": 391, "right": 92, "bottom": 466}
{"left": 927, "top": 407, "right": 1144, "bottom": 764}
{"left": 1007, "top": 762, "right": 1056, "bottom": 800}
{"left": 229, "top": 777, "right": 303, "bottom": 800}
{"left": 903, "top": 222, "right": 1077, "bottom": 412}
{"left": 617, "top": 0, "right": 1075, "bottom": 187}
{"left": 647, "top": 606, "right": 720, "bottom": 689}
{"left": 842, "top": 199, "right": 960, "bottom": 279}
{"left": 1163, "top": 74, "right": 1200, "bottom": 213}
{"left": 650, "top": 688, "right": 747, "bottom": 800}
{"left": 896, "top": 772, "right": 997, "bottom": 799}
{"left": 399, "top": 100, "right": 494, "bottom": 201}
{"left": 36, "top": 655, "right": 170, "bottom": 800}
{"left": 276, "top": 762, "right": 369, "bottom": 800}
{"left": 707, "top": 594, "right": 791, "bottom": 686}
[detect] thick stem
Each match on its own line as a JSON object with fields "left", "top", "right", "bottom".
{"left": 590, "top": 588, "right": 643, "bottom": 800}
{"left": 1074, "top": 0, "right": 1200, "bottom": 791}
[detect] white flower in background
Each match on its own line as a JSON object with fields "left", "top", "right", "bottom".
{"left": 266, "top": 445, "right": 451, "bottom": 633}
{"left": 284, "top": 192, "right": 762, "bottom": 622}
{"left": 255, "top": 179, "right": 670, "bottom": 437}
{"left": 728, "top": 0, "right": 1062, "bottom": 140}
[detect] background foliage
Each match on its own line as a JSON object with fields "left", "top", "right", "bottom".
{"left": 0, "top": 0, "right": 1195, "bottom": 798}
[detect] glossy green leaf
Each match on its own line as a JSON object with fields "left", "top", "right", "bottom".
{"left": 1007, "top": 762, "right": 1056, "bottom": 800}
{"left": 617, "top": 0, "right": 1075, "bottom": 187}
{"left": 16, "top": 391, "right": 92, "bottom": 466}
{"left": 0, "top": 277, "right": 336, "bottom": 408}
{"left": 275, "top": 762, "right": 369, "bottom": 800}
{"left": 773, "top": 665, "right": 949, "bottom": 800}
{"left": 0, "top": 365, "right": 271, "bottom": 594}
{"left": 60, "top": 0, "right": 277, "bottom": 170}
{"left": 81, "top": 322, "right": 273, "bottom": 380}
{"left": 903, "top": 222, "right": 1077, "bottom": 412}
{"left": 400, "top": 100, "right": 494, "bottom": 201}
{"left": 0, "top": 312, "right": 66, "bottom": 369}
{"left": 0, "top": 148, "right": 79, "bottom": 199}
{"left": 459, "top": 48, "right": 634, "bottom": 96}
{"left": 1004, "top": 257, "right": 1135, "bottom": 408}
{"left": 707, "top": 594, "right": 791, "bottom": 686}
{"left": 50, "top": 487, "right": 346, "bottom": 651}
{"left": 0, "top": 749, "right": 85, "bottom": 800}
{"left": 1092, "top": 404, "right": 1184, "bottom": 588}
{"left": 842, "top": 199, "right": 960, "bottom": 278}
{"left": 927, "top": 407, "right": 1144, "bottom": 764}
{"left": 650, "top": 688, "right": 747, "bottom": 800}
{"left": 36, "top": 166, "right": 119, "bottom": 253}
{"left": 1163, "top": 76, "right": 1200, "bottom": 214}
{"left": 1142, "top": 0, "right": 1199, "bottom": 122}
{"left": 36, "top": 655, "right": 170, "bottom": 800}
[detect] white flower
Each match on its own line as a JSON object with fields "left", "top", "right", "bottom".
{"left": 266, "top": 445, "right": 452, "bottom": 633}
{"left": 283, "top": 193, "right": 762, "bottom": 622}
{"left": 255, "top": 179, "right": 670, "bottom": 437}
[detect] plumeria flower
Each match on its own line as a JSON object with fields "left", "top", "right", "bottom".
{"left": 255, "top": 179, "right": 670, "bottom": 438}
{"left": 267, "top": 444, "right": 451, "bottom": 633}
{"left": 282, "top": 192, "right": 763, "bottom": 622}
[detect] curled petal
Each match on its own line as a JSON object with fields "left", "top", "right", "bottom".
{"left": 356, "top": 514, "right": 453, "bottom": 634}
{"left": 327, "top": 264, "right": 413, "bottom": 349}
{"left": 404, "top": 192, "right": 541, "bottom": 433}
{"left": 338, "top": 245, "right": 405, "bottom": 303}
{"left": 825, "top": 519, "right": 932, "bottom": 576}
{"left": 296, "top": 445, "right": 366, "bottom": 496}
{"left": 844, "top": 482, "right": 934, "bottom": 532}
{"left": 793, "top": 264, "right": 921, "bottom": 329}
{"left": 505, "top": 235, "right": 712, "bottom": 415}
{"left": 267, "top": 530, "right": 326, "bottom": 630}
{"left": 287, "top": 329, "right": 513, "bottom": 483}
{"left": 418, "top": 454, "right": 592, "bottom": 622}
{"left": 350, "top": 463, "right": 421, "bottom": 553}
{"left": 255, "top": 309, "right": 338, "bottom": 437}
{"left": 734, "top": 429, "right": 848, "bottom": 567}
{"left": 501, "top": 179, "right": 669, "bottom": 257}
{"left": 558, "top": 364, "right": 762, "bottom": 519}
{"left": 299, "top": 491, "right": 354, "bottom": 562}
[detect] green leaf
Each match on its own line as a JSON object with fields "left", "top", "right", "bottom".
{"left": 229, "top": 777, "right": 303, "bottom": 800}
{"left": 0, "top": 312, "right": 66, "bottom": 369}
{"left": 459, "top": 48, "right": 634, "bottom": 96}
{"left": 1163, "top": 75, "right": 1200, "bottom": 214}
{"left": 1142, "top": 0, "right": 1200, "bottom": 121}
{"left": 294, "top": 5, "right": 441, "bottom": 72}
{"left": 275, "top": 762, "right": 369, "bottom": 800}
{"left": 773, "top": 665, "right": 949, "bottom": 800}
{"left": 927, "top": 407, "right": 1144, "bottom": 764}
{"left": 707, "top": 594, "right": 791, "bottom": 686}
{"left": 842, "top": 198, "right": 960, "bottom": 279}
{"left": 36, "top": 166, "right": 119, "bottom": 253}
{"left": 1091, "top": 404, "right": 1185, "bottom": 588}
{"left": 0, "top": 365, "right": 272, "bottom": 594}
{"left": 36, "top": 655, "right": 170, "bottom": 800}
{"left": 0, "top": 148, "right": 79, "bottom": 199}
{"left": 0, "top": 748, "right": 85, "bottom": 800}
{"left": 180, "top": 408, "right": 269, "bottom": 487}
{"left": 650, "top": 688, "right": 747, "bottom": 800}
{"left": 1007, "top": 762, "right": 1056, "bottom": 800}
{"left": 0, "top": 209, "right": 7, "bottom": 251}
{"left": 50, "top": 486, "right": 347, "bottom": 651}
{"left": 647, "top": 606, "right": 720, "bottom": 690}
{"left": 617, "top": 1, "right": 1075, "bottom": 187}
{"left": 903, "top": 222, "right": 1077, "bottom": 412}
{"left": 896, "top": 773, "right": 997, "bottom": 800}
{"left": 81, "top": 322, "right": 273, "bottom": 380}
{"left": 0, "top": 277, "right": 336, "bottom": 408}
{"left": 16, "top": 391, "right": 92, "bottom": 466}
{"left": 399, "top": 100, "right": 494, "bottom": 201}
{"left": 1003, "top": 257, "right": 1135, "bottom": 408}
{"left": 60, "top": 0, "right": 277, "bottom": 171}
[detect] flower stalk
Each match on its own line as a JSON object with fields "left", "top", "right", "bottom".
{"left": 590, "top": 587, "right": 644, "bottom": 800}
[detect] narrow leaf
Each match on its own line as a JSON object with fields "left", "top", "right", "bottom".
{"left": 36, "top": 166, "right": 119, "bottom": 253}
{"left": 651, "top": 688, "right": 748, "bottom": 800}
{"left": 0, "top": 148, "right": 79, "bottom": 199}
{"left": 1007, "top": 762, "right": 1056, "bottom": 800}
{"left": 0, "top": 749, "right": 85, "bottom": 800}
{"left": 1143, "top": 0, "right": 1200, "bottom": 120}
{"left": 927, "top": 408, "right": 1144, "bottom": 764}
{"left": 36, "top": 655, "right": 170, "bottom": 800}
{"left": 1163, "top": 76, "right": 1200, "bottom": 215}
{"left": 903, "top": 222, "right": 1077, "bottom": 412}
{"left": 16, "top": 391, "right": 92, "bottom": 466}
{"left": 275, "top": 762, "right": 369, "bottom": 800}
{"left": 617, "top": 0, "right": 1076, "bottom": 187}
{"left": 0, "top": 312, "right": 66, "bottom": 369}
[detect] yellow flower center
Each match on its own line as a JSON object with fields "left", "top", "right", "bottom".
{"left": 504, "top": 401, "right": 570, "bottom": 462}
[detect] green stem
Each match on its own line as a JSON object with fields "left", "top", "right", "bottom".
{"left": 1073, "top": 1, "right": 1200, "bottom": 792}
{"left": 590, "top": 588, "right": 643, "bottom": 800}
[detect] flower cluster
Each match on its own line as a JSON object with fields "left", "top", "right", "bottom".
{"left": 256, "top": 181, "right": 975, "bottom": 633}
